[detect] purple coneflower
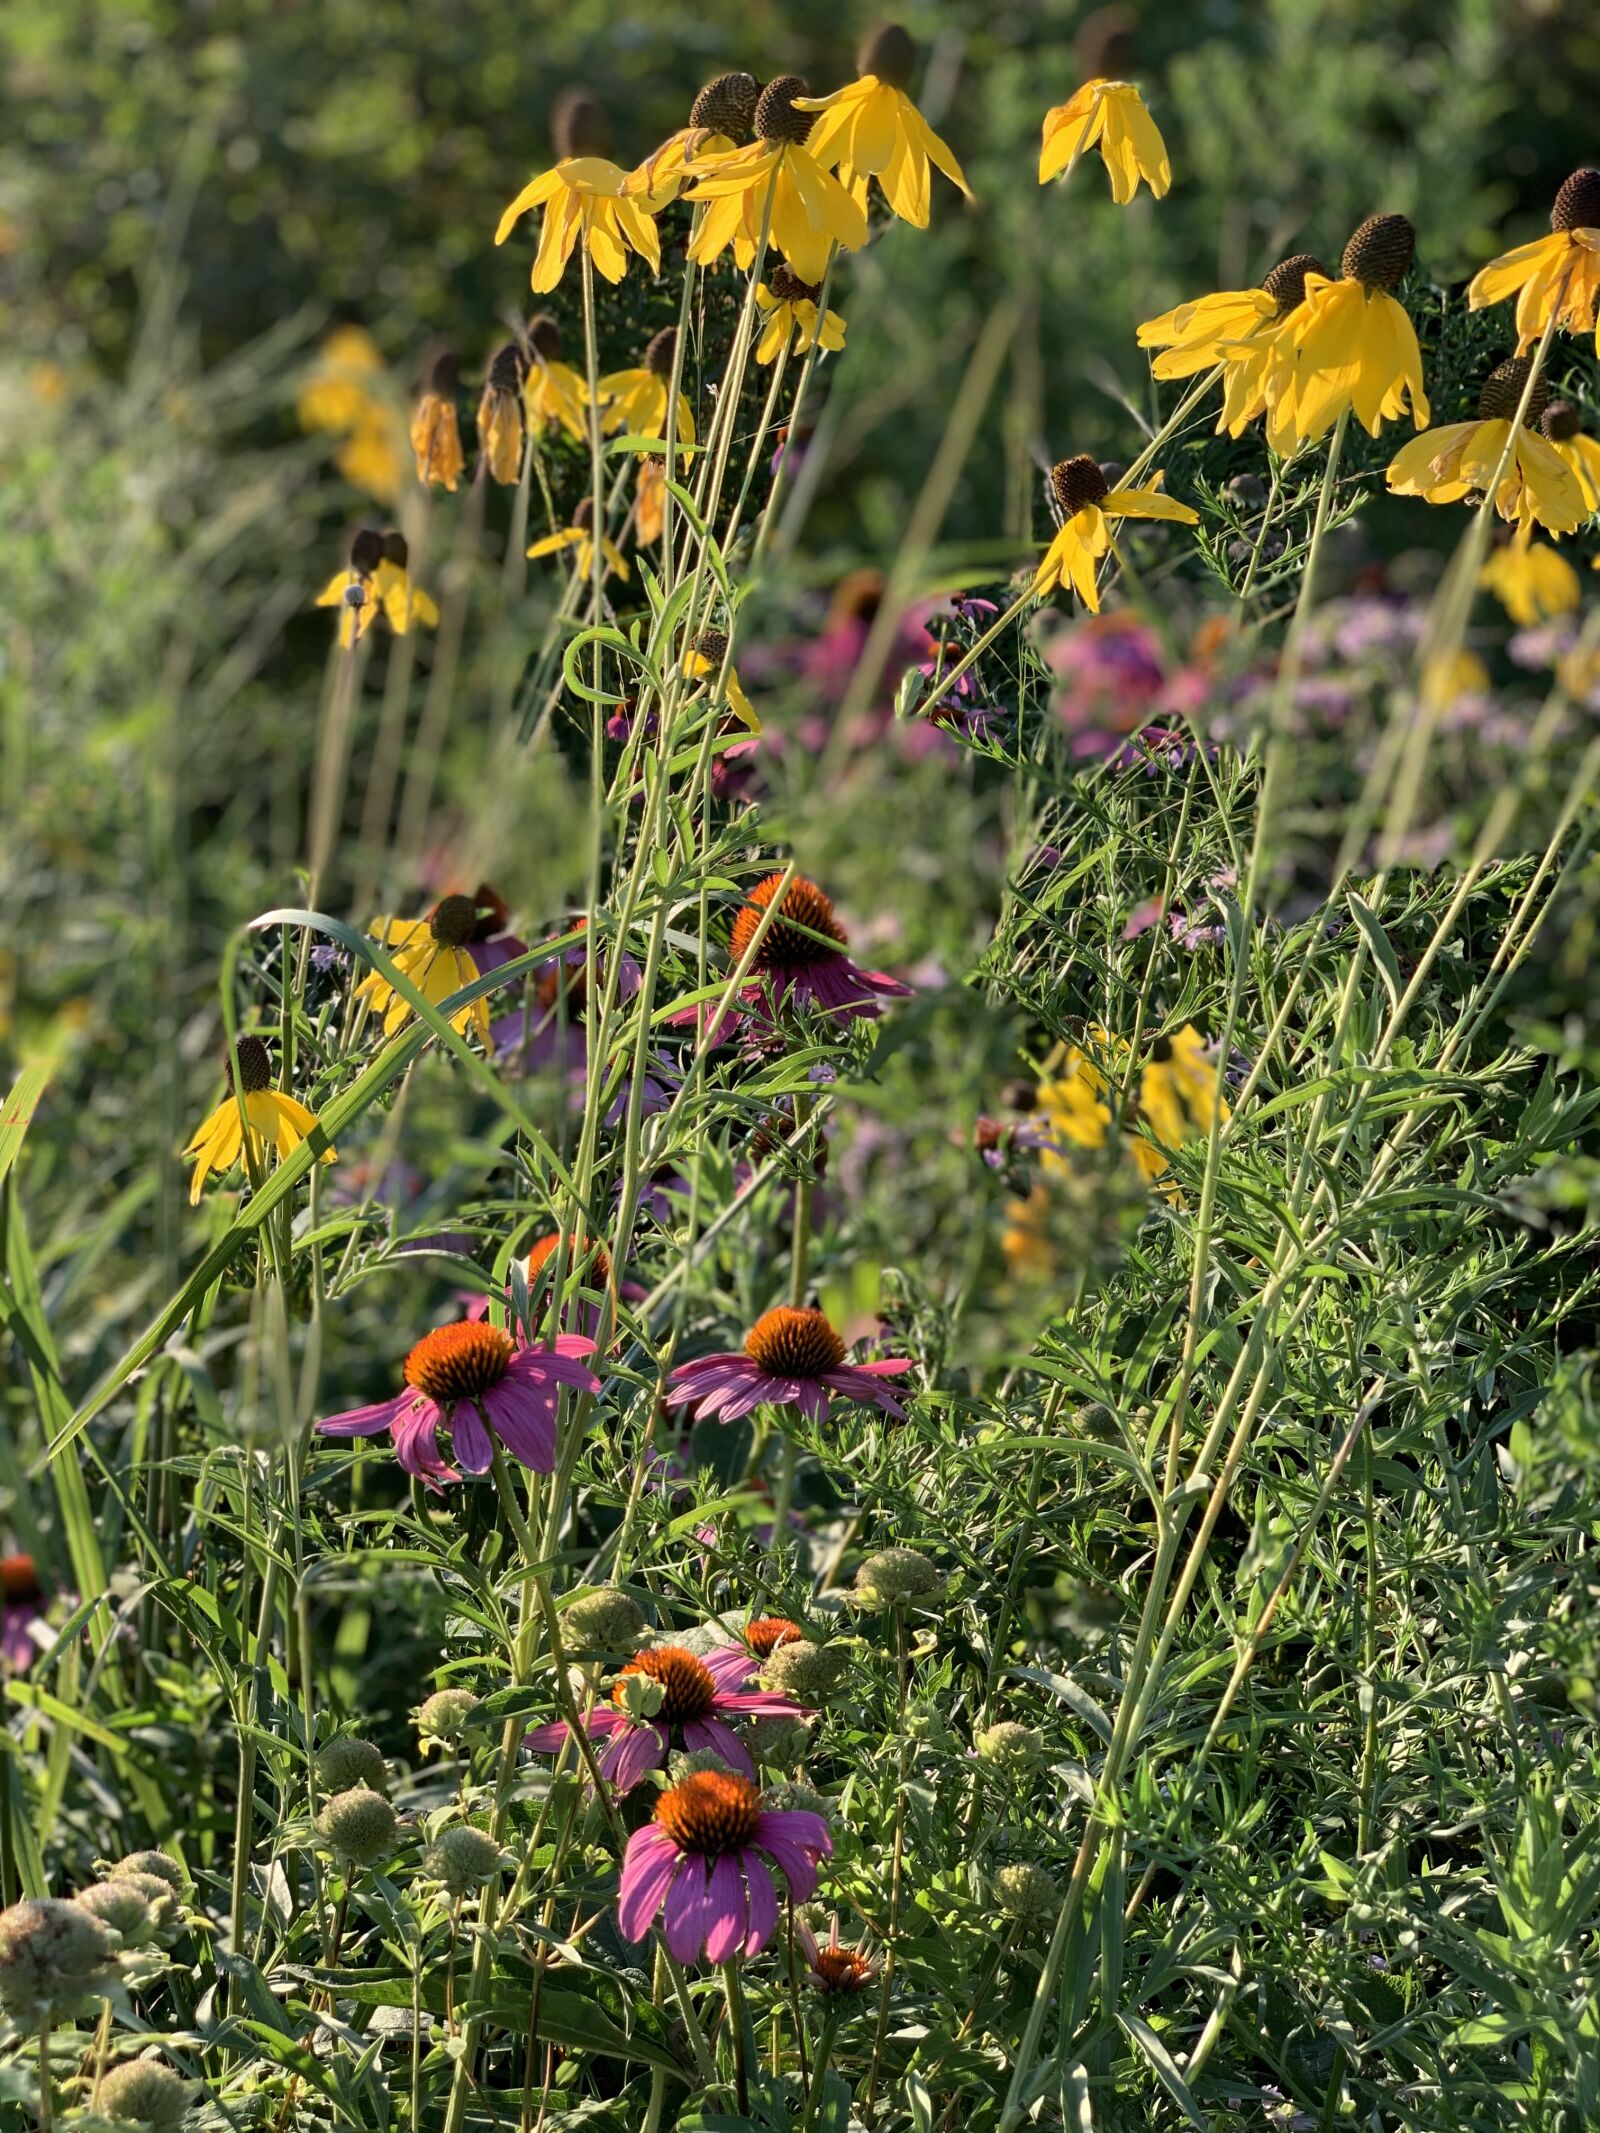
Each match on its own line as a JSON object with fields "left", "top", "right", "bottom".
{"left": 617, "top": 1768, "right": 831, "bottom": 1962}
{"left": 672, "top": 874, "right": 910, "bottom": 1044}
{"left": 524, "top": 1640, "right": 809, "bottom": 1791}
{"left": 665, "top": 1305, "right": 912, "bottom": 1425}
{"left": 317, "top": 1321, "right": 599, "bottom": 1489}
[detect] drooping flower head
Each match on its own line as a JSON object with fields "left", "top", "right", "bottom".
{"left": 632, "top": 71, "right": 760, "bottom": 210}
{"left": 1039, "top": 78, "right": 1169, "bottom": 204}
{"left": 298, "top": 324, "right": 405, "bottom": 502}
{"left": 410, "top": 352, "right": 464, "bottom": 491}
{"left": 1386, "top": 356, "right": 1585, "bottom": 538}
{"left": 317, "top": 1319, "right": 599, "bottom": 1489}
{"left": 1, "top": 1556, "right": 47, "bottom": 1673}
{"left": 521, "top": 315, "right": 589, "bottom": 444}
{"left": 599, "top": 328, "right": 696, "bottom": 458}
{"left": 1137, "top": 254, "right": 1324, "bottom": 437}
{"left": 184, "top": 1036, "right": 334, "bottom": 1205}
{"left": 1469, "top": 169, "right": 1600, "bottom": 356}
{"left": 686, "top": 75, "right": 867, "bottom": 285}
{"left": 525, "top": 1639, "right": 809, "bottom": 1792}
{"left": 527, "top": 497, "right": 630, "bottom": 582}
{"left": 477, "top": 342, "right": 529, "bottom": 485}
{"left": 617, "top": 1769, "right": 832, "bottom": 1963}
{"left": 1034, "top": 455, "right": 1198, "bottom": 613}
{"left": 314, "top": 526, "right": 386, "bottom": 647}
{"left": 796, "top": 24, "right": 970, "bottom": 228}
{"left": 374, "top": 530, "right": 439, "bottom": 634}
{"left": 1540, "top": 398, "right": 1600, "bottom": 514}
{"left": 1480, "top": 538, "right": 1583, "bottom": 626}
{"left": 356, "top": 886, "right": 521, "bottom": 1043}
{"left": 1262, "top": 214, "right": 1429, "bottom": 454}
{"left": 797, "top": 1916, "right": 875, "bottom": 1994}
{"left": 665, "top": 1305, "right": 913, "bottom": 1426}
{"left": 495, "top": 88, "right": 663, "bottom": 293}
{"left": 756, "top": 264, "right": 847, "bottom": 364}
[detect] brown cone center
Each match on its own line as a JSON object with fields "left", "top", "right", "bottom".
{"left": 654, "top": 1769, "right": 763, "bottom": 1855}
{"left": 744, "top": 1306, "right": 847, "bottom": 1378}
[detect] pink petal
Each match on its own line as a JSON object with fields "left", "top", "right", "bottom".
{"left": 703, "top": 1853, "right": 747, "bottom": 1963}
{"left": 617, "top": 1826, "right": 682, "bottom": 1942}
{"left": 599, "top": 1720, "right": 667, "bottom": 1792}
{"left": 522, "top": 1721, "right": 571, "bottom": 1752}
{"left": 742, "top": 1855, "right": 778, "bottom": 1955}
{"left": 482, "top": 1381, "right": 557, "bottom": 1471}
{"left": 682, "top": 1716, "right": 755, "bottom": 1777}
{"left": 450, "top": 1401, "right": 494, "bottom": 1473}
{"left": 663, "top": 1853, "right": 712, "bottom": 1962}
{"left": 702, "top": 1645, "right": 758, "bottom": 1687}
{"left": 318, "top": 1392, "right": 409, "bottom": 1438}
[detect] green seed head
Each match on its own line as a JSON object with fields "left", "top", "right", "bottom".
{"left": 994, "top": 1861, "right": 1062, "bottom": 1927}
{"left": 758, "top": 1638, "right": 844, "bottom": 1702}
{"left": 96, "top": 2060, "right": 192, "bottom": 2129}
{"left": 0, "top": 1898, "right": 120, "bottom": 2027}
{"left": 315, "top": 1738, "right": 389, "bottom": 1795}
{"left": 423, "top": 1826, "right": 505, "bottom": 1898}
{"left": 109, "top": 1852, "right": 189, "bottom": 1900}
{"left": 415, "top": 1688, "right": 480, "bottom": 1744}
{"left": 748, "top": 1714, "right": 814, "bottom": 1770}
{"left": 974, "top": 1721, "right": 1043, "bottom": 1770}
{"left": 854, "top": 1546, "right": 940, "bottom": 1602}
{"left": 563, "top": 1585, "right": 649, "bottom": 1653}
{"left": 316, "top": 1787, "right": 398, "bottom": 1866}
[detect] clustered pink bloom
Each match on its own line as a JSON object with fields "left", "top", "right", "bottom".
{"left": 317, "top": 1320, "right": 599, "bottom": 1488}
{"left": 617, "top": 1767, "right": 831, "bottom": 1963}
{"left": 665, "top": 1305, "right": 912, "bottom": 1425}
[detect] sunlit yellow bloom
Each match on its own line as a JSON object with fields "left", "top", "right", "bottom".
{"left": 1541, "top": 398, "right": 1600, "bottom": 513}
{"left": 1137, "top": 255, "right": 1321, "bottom": 436}
{"left": 298, "top": 325, "right": 405, "bottom": 503}
{"left": 527, "top": 502, "right": 629, "bottom": 583}
{"left": 1385, "top": 359, "right": 1585, "bottom": 537}
{"left": 1480, "top": 538, "right": 1582, "bottom": 626}
{"left": 637, "top": 457, "right": 666, "bottom": 546}
{"left": 1034, "top": 456, "right": 1198, "bottom": 613}
{"left": 1138, "top": 1028, "right": 1230, "bottom": 1166}
{"left": 631, "top": 73, "right": 756, "bottom": 208}
{"left": 522, "top": 315, "right": 589, "bottom": 444}
{"left": 1468, "top": 169, "right": 1600, "bottom": 355}
{"left": 1261, "top": 215, "right": 1428, "bottom": 455}
{"left": 1420, "top": 649, "right": 1491, "bottom": 709}
{"left": 1023, "top": 1023, "right": 1227, "bottom": 1199}
{"left": 184, "top": 1036, "right": 332, "bottom": 1205}
{"left": 495, "top": 157, "right": 662, "bottom": 294}
{"left": 373, "top": 535, "right": 439, "bottom": 634}
{"left": 795, "top": 26, "right": 970, "bottom": 228}
{"left": 1039, "top": 79, "right": 1169, "bottom": 204}
{"left": 355, "top": 896, "right": 495, "bottom": 1044}
{"left": 478, "top": 343, "right": 528, "bottom": 485}
{"left": 410, "top": 353, "right": 464, "bottom": 491}
{"left": 599, "top": 329, "right": 695, "bottom": 457}
{"left": 756, "top": 268, "right": 847, "bottom": 363}
{"left": 683, "top": 630, "right": 760, "bottom": 732}
{"left": 686, "top": 76, "right": 867, "bottom": 286}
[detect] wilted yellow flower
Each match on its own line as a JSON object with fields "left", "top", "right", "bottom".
{"left": 756, "top": 266, "right": 847, "bottom": 364}
{"left": 1040, "top": 79, "right": 1169, "bottom": 204}
{"left": 686, "top": 75, "right": 867, "bottom": 285}
{"left": 1034, "top": 456, "right": 1197, "bottom": 613}
{"left": 1468, "top": 169, "right": 1600, "bottom": 355}
{"left": 631, "top": 72, "right": 758, "bottom": 209}
{"left": 1137, "top": 255, "right": 1322, "bottom": 436}
{"left": 477, "top": 343, "right": 528, "bottom": 485}
{"left": 796, "top": 24, "right": 970, "bottom": 228}
{"left": 1480, "top": 538, "right": 1582, "bottom": 625}
{"left": 1386, "top": 358, "right": 1585, "bottom": 538}
{"left": 1261, "top": 215, "right": 1429, "bottom": 455}
{"left": 599, "top": 329, "right": 695, "bottom": 458}
{"left": 410, "top": 353, "right": 464, "bottom": 492}
{"left": 522, "top": 315, "right": 589, "bottom": 444}
{"left": 185, "top": 1036, "right": 332, "bottom": 1205}
{"left": 495, "top": 158, "right": 662, "bottom": 293}
{"left": 527, "top": 499, "right": 629, "bottom": 583}
{"left": 1540, "top": 398, "right": 1600, "bottom": 513}
{"left": 356, "top": 895, "right": 496, "bottom": 1043}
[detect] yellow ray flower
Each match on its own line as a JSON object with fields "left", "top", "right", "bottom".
{"left": 1137, "top": 254, "right": 1322, "bottom": 436}
{"left": 756, "top": 266, "right": 847, "bottom": 363}
{"left": 355, "top": 895, "right": 497, "bottom": 1043}
{"left": 1261, "top": 214, "right": 1429, "bottom": 455}
{"left": 527, "top": 500, "right": 630, "bottom": 583}
{"left": 1040, "top": 78, "right": 1169, "bottom": 204}
{"left": 1026, "top": 1023, "right": 1227, "bottom": 1197}
{"left": 477, "top": 342, "right": 528, "bottom": 485}
{"left": 683, "top": 629, "right": 759, "bottom": 733}
{"left": 686, "top": 75, "right": 867, "bottom": 287}
{"left": 630, "top": 71, "right": 758, "bottom": 210}
{"left": 184, "top": 1036, "right": 333, "bottom": 1205}
{"left": 599, "top": 328, "right": 695, "bottom": 457}
{"left": 636, "top": 456, "right": 666, "bottom": 546}
{"left": 298, "top": 325, "right": 405, "bottom": 504}
{"left": 315, "top": 527, "right": 386, "bottom": 647}
{"left": 1034, "top": 455, "right": 1198, "bottom": 613}
{"left": 410, "top": 353, "right": 464, "bottom": 492}
{"left": 372, "top": 532, "right": 439, "bottom": 634}
{"left": 495, "top": 156, "right": 662, "bottom": 294}
{"left": 795, "top": 24, "right": 970, "bottom": 228}
{"left": 1385, "top": 358, "right": 1586, "bottom": 538}
{"left": 522, "top": 315, "right": 589, "bottom": 444}
{"left": 1480, "top": 538, "right": 1582, "bottom": 626}
{"left": 1468, "top": 168, "right": 1600, "bottom": 356}
{"left": 1540, "top": 398, "right": 1600, "bottom": 513}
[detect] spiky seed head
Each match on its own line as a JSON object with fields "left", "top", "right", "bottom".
{"left": 227, "top": 1035, "right": 272, "bottom": 1094}
{"left": 858, "top": 24, "right": 917, "bottom": 87}
{"left": 690, "top": 71, "right": 760, "bottom": 140}
{"left": 994, "top": 1861, "right": 1062, "bottom": 1926}
{"left": 563, "top": 1584, "right": 649, "bottom": 1652}
{"left": 316, "top": 1787, "right": 397, "bottom": 1866}
{"left": 350, "top": 526, "right": 386, "bottom": 575}
{"left": 854, "top": 1545, "right": 940, "bottom": 1601}
{"left": 425, "top": 350, "right": 460, "bottom": 396}
{"left": 974, "top": 1721, "right": 1043, "bottom": 1769}
{"left": 1341, "top": 213, "right": 1415, "bottom": 290}
{"left": 1477, "top": 356, "right": 1550, "bottom": 426}
{"left": 74, "top": 1881, "right": 160, "bottom": 1949}
{"left": 755, "top": 75, "right": 815, "bottom": 145}
{"left": 380, "top": 528, "right": 409, "bottom": 568}
{"left": 488, "top": 341, "right": 528, "bottom": 395}
{"left": 415, "top": 1687, "right": 480, "bottom": 1743}
{"left": 551, "top": 86, "right": 610, "bottom": 159}
{"left": 0, "top": 1898, "right": 120, "bottom": 2026}
{"left": 572, "top": 496, "right": 597, "bottom": 533}
{"left": 758, "top": 1638, "right": 844, "bottom": 1702}
{"left": 315, "top": 1737, "right": 388, "bottom": 1794}
{"left": 645, "top": 327, "right": 678, "bottom": 377}
{"left": 526, "top": 314, "right": 562, "bottom": 360}
{"left": 762, "top": 1778, "right": 829, "bottom": 1818}
{"left": 423, "top": 1825, "right": 505, "bottom": 1897}
{"left": 1552, "top": 169, "right": 1600, "bottom": 233}
{"left": 1051, "top": 455, "right": 1109, "bottom": 517}
{"left": 767, "top": 262, "right": 822, "bottom": 304}
{"left": 1542, "top": 399, "right": 1582, "bottom": 442}
{"left": 96, "top": 2060, "right": 192, "bottom": 2129}
{"left": 1260, "top": 253, "right": 1323, "bottom": 313}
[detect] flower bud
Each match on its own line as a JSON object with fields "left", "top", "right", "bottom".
{"left": 974, "top": 1721, "right": 1042, "bottom": 1770}
{"left": 748, "top": 1714, "right": 814, "bottom": 1770}
{"left": 854, "top": 1546, "right": 940, "bottom": 1602}
{"left": 994, "top": 1861, "right": 1061, "bottom": 1927}
{"left": 96, "top": 2059, "right": 192, "bottom": 2128}
{"left": 758, "top": 1639, "right": 844, "bottom": 1702}
{"left": 423, "top": 1826, "right": 506, "bottom": 1898}
{"left": 75, "top": 1881, "right": 159, "bottom": 1948}
{"left": 316, "top": 1787, "right": 397, "bottom": 1866}
{"left": 667, "top": 1745, "right": 741, "bottom": 1782}
{"left": 415, "top": 1688, "right": 480, "bottom": 1745}
{"left": 108, "top": 1851, "right": 188, "bottom": 1900}
{"left": 562, "top": 1585, "right": 648, "bottom": 1653}
{"left": 763, "top": 1779, "right": 828, "bottom": 1818}
{"left": 0, "top": 1898, "right": 119, "bottom": 2027}
{"left": 315, "top": 1738, "right": 389, "bottom": 1794}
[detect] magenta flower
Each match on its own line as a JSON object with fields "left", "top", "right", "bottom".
{"left": 617, "top": 1768, "right": 831, "bottom": 1963}
{"left": 1, "top": 1555, "right": 48, "bottom": 1673}
{"left": 317, "top": 1320, "right": 599, "bottom": 1490}
{"left": 666, "top": 1306, "right": 913, "bottom": 1426}
{"left": 524, "top": 1640, "right": 809, "bottom": 1792}
{"left": 490, "top": 919, "right": 643, "bottom": 1069}
{"left": 670, "top": 873, "right": 909, "bottom": 1045}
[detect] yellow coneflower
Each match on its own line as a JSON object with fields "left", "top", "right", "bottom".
{"left": 1261, "top": 214, "right": 1429, "bottom": 455}
{"left": 1480, "top": 537, "right": 1582, "bottom": 626}
{"left": 298, "top": 325, "right": 405, "bottom": 503}
{"left": 636, "top": 456, "right": 666, "bottom": 545}
{"left": 1468, "top": 169, "right": 1600, "bottom": 356}
{"left": 599, "top": 329, "right": 696, "bottom": 458}
{"left": 184, "top": 1036, "right": 333, "bottom": 1205}
{"left": 1386, "top": 357, "right": 1585, "bottom": 538}
{"left": 631, "top": 72, "right": 759, "bottom": 211}
{"left": 355, "top": 894, "right": 496, "bottom": 1043}
{"left": 315, "top": 527, "right": 387, "bottom": 647}
{"left": 755, "top": 265, "right": 847, "bottom": 364}
{"left": 1039, "top": 78, "right": 1169, "bottom": 204}
{"left": 477, "top": 343, "right": 528, "bottom": 485}
{"left": 796, "top": 24, "right": 970, "bottom": 228}
{"left": 527, "top": 498, "right": 630, "bottom": 582}
{"left": 1540, "top": 399, "right": 1600, "bottom": 514}
{"left": 372, "top": 531, "right": 440, "bottom": 634}
{"left": 1034, "top": 455, "right": 1198, "bottom": 613}
{"left": 410, "top": 352, "right": 464, "bottom": 492}
{"left": 1137, "top": 255, "right": 1323, "bottom": 436}
{"left": 523, "top": 315, "right": 589, "bottom": 445}
{"left": 496, "top": 92, "right": 662, "bottom": 294}
{"left": 1138, "top": 1028, "right": 1229, "bottom": 1170}
{"left": 686, "top": 75, "right": 867, "bottom": 286}
{"left": 683, "top": 628, "right": 759, "bottom": 731}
